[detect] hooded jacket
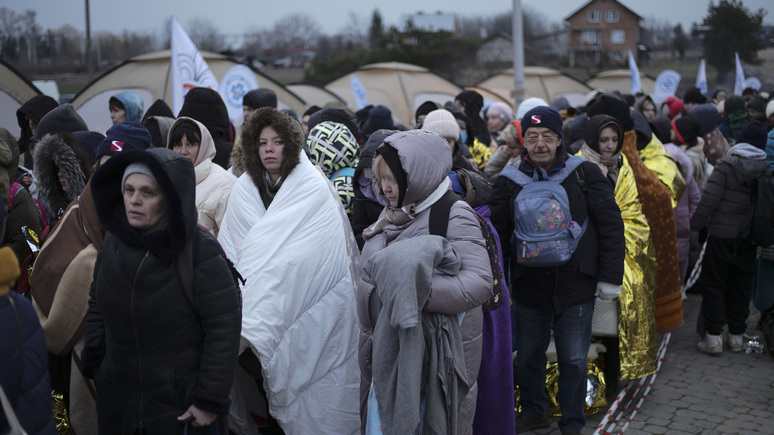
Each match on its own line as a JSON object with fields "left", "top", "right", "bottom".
{"left": 82, "top": 148, "right": 241, "bottom": 434}
{"left": 109, "top": 91, "right": 144, "bottom": 123}
{"left": 16, "top": 94, "right": 58, "bottom": 157}
{"left": 663, "top": 144, "right": 701, "bottom": 262}
{"left": 352, "top": 130, "right": 395, "bottom": 248}
{"left": 691, "top": 143, "right": 770, "bottom": 239}
{"left": 357, "top": 130, "right": 493, "bottom": 434}
{"left": 178, "top": 88, "right": 234, "bottom": 169}
{"left": 689, "top": 104, "right": 729, "bottom": 165}
{"left": 0, "top": 287, "right": 57, "bottom": 435}
{"left": 33, "top": 133, "right": 92, "bottom": 228}
{"left": 167, "top": 117, "right": 236, "bottom": 237}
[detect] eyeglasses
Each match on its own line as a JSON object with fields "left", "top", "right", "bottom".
{"left": 525, "top": 134, "right": 559, "bottom": 146}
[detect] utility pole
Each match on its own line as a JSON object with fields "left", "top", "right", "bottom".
{"left": 85, "top": 0, "right": 93, "bottom": 75}
{"left": 512, "top": 0, "right": 525, "bottom": 111}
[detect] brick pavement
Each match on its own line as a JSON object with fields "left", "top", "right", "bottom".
{"left": 521, "top": 293, "right": 774, "bottom": 434}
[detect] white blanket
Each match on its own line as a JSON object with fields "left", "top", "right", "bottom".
{"left": 219, "top": 152, "right": 361, "bottom": 434}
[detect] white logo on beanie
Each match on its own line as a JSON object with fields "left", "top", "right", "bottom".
{"left": 111, "top": 141, "right": 124, "bottom": 152}
{"left": 531, "top": 114, "right": 542, "bottom": 124}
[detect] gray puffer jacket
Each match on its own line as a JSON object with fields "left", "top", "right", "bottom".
{"left": 691, "top": 143, "right": 769, "bottom": 238}
{"left": 356, "top": 130, "right": 493, "bottom": 434}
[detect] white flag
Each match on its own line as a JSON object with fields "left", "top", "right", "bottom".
{"left": 696, "top": 59, "right": 708, "bottom": 95}
{"left": 653, "top": 70, "right": 681, "bottom": 105}
{"left": 350, "top": 75, "right": 368, "bottom": 110}
{"left": 219, "top": 65, "right": 259, "bottom": 126}
{"left": 743, "top": 77, "right": 761, "bottom": 91}
{"left": 628, "top": 50, "right": 641, "bottom": 95}
{"left": 733, "top": 52, "right": 745, "bottom": 96}
{"left": 170, "top": 16, "right": 219, "bottom": 115}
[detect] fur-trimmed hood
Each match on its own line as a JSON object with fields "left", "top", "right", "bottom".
{"left": 34, "top": 133, "right": 92, "bottom": 224}
{"left": 90, "top": 148, "right": 196, "bottom": 259}
{"left": 240, "top": 107, "right": 304, "bottom": 190}
{"left": 166, "top": 116, "right": 217, "bottom": 167}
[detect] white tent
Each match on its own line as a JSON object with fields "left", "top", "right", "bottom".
{"left": 325, "top": 62, "right": 463, "bottom": 127}
{"left": 70, "top": 50, "right": 306, "bottom": 132}
{"left": 0, "top": 60, "right": 42, "bottom": 137}
{"left": 286, "top": 83, "right": 346, "bottom": 109}
{"left": 586, "top": 69, "right": 656, "bottom": 96}
{"left": 476, "top": 67, "right": 593, "bottom": 109}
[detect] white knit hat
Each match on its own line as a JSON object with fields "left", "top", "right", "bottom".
{"left": 422, "top": 109, "right": 460, "bottom": 141}
{"left": 515, "top": 97, "right": 548, "bottom": 120}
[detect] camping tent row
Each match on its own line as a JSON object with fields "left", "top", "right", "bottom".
{"left": 2, "top": 53, "right": 657, "bottom": 137}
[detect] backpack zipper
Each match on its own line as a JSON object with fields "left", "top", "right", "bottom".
{"left": 130, "top": 250, "right": 149, "bottom": 429}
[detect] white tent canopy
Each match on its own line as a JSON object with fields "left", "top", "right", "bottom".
{"left": 286, "top": 83, "right": 346, "bottom": 109}
{"left": 70, "top": 50, "right": 306, "bottom": 133}
{"left": 325, "top": 62, "right": 463, "bottom": 127}
{"left": 476, "top": 67, "right": 593, "bottom": 109}
{"left": 0, "top": 60, "right": 42, "bottom": 137}
{"left": 586, "top": 69, "right": 656, "bottom": 96}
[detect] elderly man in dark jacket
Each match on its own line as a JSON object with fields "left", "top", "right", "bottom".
{"left": 690, "top": 143, "right": 769, "bottom": 354}
{"left": 491, "top": 106, "right": 625, "bottom": 435}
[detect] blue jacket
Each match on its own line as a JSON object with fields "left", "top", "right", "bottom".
{"left": 0, "top": 292, "right": 57, "bottom": 435}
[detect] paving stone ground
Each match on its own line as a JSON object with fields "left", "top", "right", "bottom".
{"left": 521, "top": 293, "right": 774, "bottom": 434}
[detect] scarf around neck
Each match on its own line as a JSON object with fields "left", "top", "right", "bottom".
{"left": 362, "top": 178, "right": 452, "bottom": 241}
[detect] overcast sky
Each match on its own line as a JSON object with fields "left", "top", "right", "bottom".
{"left": 4, "top": 0, "right": 773, "bottom": 37}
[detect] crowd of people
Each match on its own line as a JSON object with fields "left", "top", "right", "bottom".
{"left": 1, "top": 76, "right": 773, "bottom": 435}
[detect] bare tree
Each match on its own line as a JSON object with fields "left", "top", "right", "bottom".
{"left": 270, "top": 13, "right": 321, "bottom": 54}
{"left": 340, "top": 11, "right": 367, "bottom": 48}
{"left": 187, "top": 17, "right": 224, "bottom": 52}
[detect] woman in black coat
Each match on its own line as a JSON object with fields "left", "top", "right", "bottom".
{"left": 80, "top": 148, "right": 242, "bottom": 434}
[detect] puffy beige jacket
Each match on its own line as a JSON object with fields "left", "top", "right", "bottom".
{"left": 168, "top": 117, "right": 236, "bottom": 237}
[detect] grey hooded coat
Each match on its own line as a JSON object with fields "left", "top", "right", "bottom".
{"left": 356, "top": 130, "right": 493, "bottom": 434}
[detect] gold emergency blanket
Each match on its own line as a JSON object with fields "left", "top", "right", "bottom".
{"left": 514, "top": 360, "right": 607, "bottom": 416}
{"left": 469, "top": 138, "right": 493, "bottom": 169}
{"left": 614, "top": 154, "right": 658, "bottom": 379}
{"left": 639, "top": 137, "right": 686, "bottom": 207}
{"left": 625, "top": 133, "right": 684, "bottom": 332}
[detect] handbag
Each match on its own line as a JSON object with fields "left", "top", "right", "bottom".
{"left": 591, "top": 298, "right": 619, "bottom": 337}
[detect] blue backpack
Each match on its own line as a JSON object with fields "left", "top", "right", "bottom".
{"left": 500, "top": 156, "right": 588, "bottom": 267}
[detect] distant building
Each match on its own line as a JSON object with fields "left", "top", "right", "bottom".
{"left": 401, "top": 11, "right": 457, "bottom": 33}
{"left": 564, "top": 0, "right": 642, "bottom": 67}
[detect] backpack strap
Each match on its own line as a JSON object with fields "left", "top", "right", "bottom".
{"left": 176, "top": 234, "right": 197, "bottom": 312}
{"left": 575, "top": 164, "right": 589, "bottom": 192}
{"left": 428, "top": 190, "right": 461, "bottom": 238}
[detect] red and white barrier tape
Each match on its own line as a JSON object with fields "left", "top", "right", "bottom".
{"left": 684, "top": 241, "right": 707, "bottom": 291}
{"left": 594, "top": 332, "right": 672, "bottom": 435}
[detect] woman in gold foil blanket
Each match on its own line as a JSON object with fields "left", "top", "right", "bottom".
{"left": 581, "top": 115, "right": 658, "bottom": 387}
{"left": 588, "top": 95, "right": 686, "bottom": 332}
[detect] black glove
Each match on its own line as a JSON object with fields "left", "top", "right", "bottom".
{"left": 690, "top": 230, "right": 701, "bottom": 250}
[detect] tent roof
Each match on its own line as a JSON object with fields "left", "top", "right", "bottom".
{"left": 0, "top": 59, "right": 41, "bottom": 137}
{"left": 324, "top": 61, "right": 463, "bottom": 126}
{"left": 586, "top": 69, "right": 656, "bottom": 95}
{"left": 476, "top": 66, "right": 592, "bottom": 108}
{"left": 70, "top": 50, "right": 306, "bottom": 132}
{"left": 286, "top": 83, "right": 346, "bottom": 108}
